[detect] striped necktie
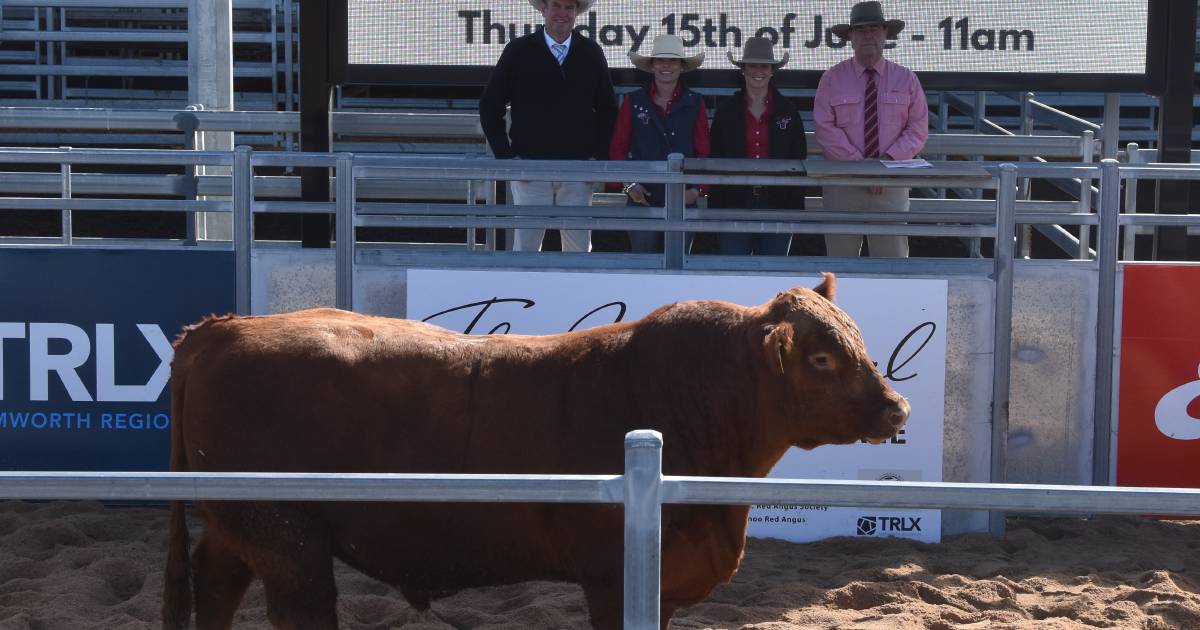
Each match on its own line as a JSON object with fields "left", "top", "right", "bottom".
{"left": 551, "top": 43, "right": 567, "bottom": 65}
{"left": 863, "top": 67, "right": 879, "bottom": 159}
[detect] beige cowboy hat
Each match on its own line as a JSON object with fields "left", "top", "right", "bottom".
{"left": 628, "top": 34, "right": 705, "bottom": 73}
{"left": 831, "top": 1, "right": 905, "bottom": 39}
{"left": 726, "top": 36, "right": 788, "bottom": 69}
{"left": 528, "top": 0, "right": 595, "bottom": 14}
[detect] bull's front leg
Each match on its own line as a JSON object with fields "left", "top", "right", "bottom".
{"left": 582, "top": 582, "right": 621, "bottom": 630}
{"left": 580, "top": 583, "right": 681, "bottom": 629}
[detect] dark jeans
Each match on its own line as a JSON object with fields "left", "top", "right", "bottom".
{"left": 626, "top": 185, "right": 696, "bottom": 253}
{"left": 715, "top": 186, "right": 793, "bottom": 255}
{"left": 717, "top": 232, "right": 791, "bottom": 256}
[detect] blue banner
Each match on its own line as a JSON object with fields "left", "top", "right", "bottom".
{"left": 0, "top": 248, "right": 234, "bottom": 471}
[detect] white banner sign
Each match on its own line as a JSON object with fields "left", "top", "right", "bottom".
{"left": 406, "top": 270, "right": 946, "bottom": 543}
{"left": 349, "top": 0, "right": 1147, "bottom": 75}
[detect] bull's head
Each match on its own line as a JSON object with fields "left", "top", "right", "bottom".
{"left": 759, "top": 273, "right": 910, "bottom": 449}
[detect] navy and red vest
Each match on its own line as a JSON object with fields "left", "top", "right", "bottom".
{"left": 626, "top": 87, "right": 701, "bottom": 207}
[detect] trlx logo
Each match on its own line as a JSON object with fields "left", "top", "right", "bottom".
{"left": 1155, "top": 362, "right": 1200, "bottom": 440}
{"left": 856, "top": 516, "right": 922, "bottom": 536}
{"left": 0, "top": 323, "right": 172, "bottom": 402}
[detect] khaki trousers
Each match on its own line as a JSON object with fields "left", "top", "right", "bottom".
{"left": 822, "top": 186, "right": 910, "bottom": 258}
{"left": 509, "top": 180, "right": 593, "bottom": 252}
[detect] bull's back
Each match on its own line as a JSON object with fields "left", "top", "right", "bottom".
{"left": 171, "top": 309, "right": 625, "bottom": 475}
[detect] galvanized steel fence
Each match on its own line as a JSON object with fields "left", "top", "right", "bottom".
{"left": 3, "top": 147, "right": 1200, "bottom": 628}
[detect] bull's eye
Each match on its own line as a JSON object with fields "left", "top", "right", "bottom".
{"left": 808, "top": 353, "right": 835, "bottom": 371}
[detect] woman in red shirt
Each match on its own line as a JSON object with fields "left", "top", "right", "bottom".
{"left": 609, "top": 34, "right": 708, "bottom": 253}
{"left": 709, "top": 37, "right": 808, "bottom": 256}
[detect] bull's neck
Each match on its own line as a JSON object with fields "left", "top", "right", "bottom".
{"left": 657, "top": 378, "right": 792, "bottom": 480}
{"left": 620, "top": 306, "right": 792, "bottom": 479}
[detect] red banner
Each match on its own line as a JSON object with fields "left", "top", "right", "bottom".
{"left": 1117, "top": 265, "right": 1200, "bottom": 488}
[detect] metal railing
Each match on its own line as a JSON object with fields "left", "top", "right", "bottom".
{"left": 0, "top": 0, "right": 293, "bottom": 107}
{"left": 5, "top": 430, "right": 1200, "bottom": 630}
{"left": 4, "top": 147, "right": 1200, "bottom": 507}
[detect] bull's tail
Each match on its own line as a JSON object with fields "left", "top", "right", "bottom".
{"left": 162, "top": 500, "right": 192, "bottom": 629}
{"left": 162, "top": 336, "right": 193, "bottom": 629}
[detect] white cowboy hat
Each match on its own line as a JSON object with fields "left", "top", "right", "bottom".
{"left": 726, "top": 36, "right": 789, "bottom": 69}
{"left": 628, "top": 34, "right": 705, "bottom": 73}
{"left": 831, "top": 1, "right": 905, "bottom": 39}
{"left": 528, "top": 0, "right": 594, "bottom": 14}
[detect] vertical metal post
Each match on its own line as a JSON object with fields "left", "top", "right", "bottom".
{"left": 1017, "top": 92, "right": 1033, "bottom": 258}
{"left": 335, "top": 153, "right": 356, "bottom": 311}
{"left": 59, "top": 146, "right": 71, "bottom": 245}
{"left": 283, "top": 0, "right": 294, "bottom": 110}
{"left": 972, "top": 92, "right": 986, "bottom": 200}
{"left": 1077, "top": 130, "right": 1095, "bottom": 258}
{"left": 989, "top": 163, "right": 1018, "bottom": 535}
{"left": 623, "top": 430, "right": 663, "bottom": 630}
{"left": 232, "top": 146, "right": 253, "bottom": 315}
{"left": 1122, "top": 143, "right": 1140, "bottom": 260}
{"left": 57, "top": 6, "right": 66, "bottom": 99}
{"left": 663, "top": 153, "right": 685, "bottom": 270}
{"left": 485, "top": 180, "right": 497, "bottom": 251}
{"left": 1093, "top": 159, "right": 1120, "bottom": 487}
{"left": 973, "top": 91, "right": 986, "bottom": 133}
{"left": 937, "top": 92, "right": 948, "bottom": 134}
{"left": 189, "top": 0, "right": 234, "bottom": 241}
{"left": 1020, "top": 92, "right": 1033, "bottom": 137}
{"left": 1101, "top": 93, "right": 1120, "bottom": 160}
{"left": 33, "top": 6, "right": 42, "bottom": 101}
{"left": 466, "top": 178, "right": 477, "bottom": 251}
{"left": 283, "top": 0, "right": 295, "bottom": 153}
{"left": 269, "top": 0, "right": 279, "bottom": 117}
{"left": 178, "top": 108, "right": 201, "bottom": 245}
{"left": 45, "top": 7, "right": 56, "bottom": 100}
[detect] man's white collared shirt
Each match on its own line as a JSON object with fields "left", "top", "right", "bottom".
{"left": 544, "top": 30, "right": 571, "bottom": 64}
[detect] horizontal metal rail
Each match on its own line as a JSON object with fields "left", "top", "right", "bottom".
{"left": 0, "top": 63, "right": 275, "bottom": 79}
{"left": 665, "top": 478, "right": 1200, "bottom": 516}
{"left": 0, "top": 30, "right": 278, "bottom": 44}
{"left": 0, "top": 147, "right": 231, "bottom": 165}
{"left": 0, "top": 0, "right": 275, "bottom": 7}
{"left": 0, "top": 471, "right": 623, "bottom": 503}
{"left": 0, "top": 109, "right": 1091, "bottom": 159}
{"left": 352, "top": 215, "right": 994, "bottom": 238}
{"left": 0, "top": 197, "right": 228, "bottom": 212}
{"left": 1, "top": 474, "right": 1196, "bottom": 522}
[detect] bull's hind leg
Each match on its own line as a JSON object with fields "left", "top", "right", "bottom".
{"left": 256, "top": 530, "right": 339, "bottom": 630}
{"left": 191, "top": 533, "right": 253, "bottom": 630}
{"left": 259, "top": 559, "right": 338, "bottom": 630}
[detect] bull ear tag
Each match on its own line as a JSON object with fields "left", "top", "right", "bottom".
{"left": 763, "top": 325, "right": 793, "bottom": 375}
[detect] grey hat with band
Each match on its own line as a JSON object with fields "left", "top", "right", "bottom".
{"left": 830, "top": 1, "right": 905, "bottom": 39}
{"left": 629, "top": 34, "right": 705, "bottom": 73}
{"left": 726, "top": 37, "right": 788, "bottom": 69}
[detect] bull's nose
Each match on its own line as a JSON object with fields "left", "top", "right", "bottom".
{"left": 888, "top": 399, "right": 911, "bottom": 428}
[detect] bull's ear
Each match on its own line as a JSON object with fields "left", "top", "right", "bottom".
{"left": 762, "top": 324, "right": 794, "bottom": 375}
{"left": 814, "top": 272, "right": 836, "bottom": 302}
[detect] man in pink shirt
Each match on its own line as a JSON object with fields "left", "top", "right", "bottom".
{"left": 813, "top": 1, "right": 928, "bottom": 258}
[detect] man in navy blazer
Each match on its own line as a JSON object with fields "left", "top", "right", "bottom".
{"left": 480, "top": 0, "right": 617, "bottom": 252}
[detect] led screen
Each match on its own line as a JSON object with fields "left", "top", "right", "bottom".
{"left": 347, "top": 0, "right": 1148, "bottom": 76}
